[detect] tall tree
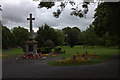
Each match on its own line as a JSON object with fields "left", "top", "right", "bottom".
{"left": 82, "top": 24, "right": 101, "bottom": 48}
{"left": 2, "top": 26, "right": 14, "bottom": 49}
{"left": 36, "top": 24, "right": 64, "bottom": 47}
{"left": 62, "top": 27, "right": 81, "bottom": 47}
{"left": 93, "top": 2, "right": 120, "bottom": 47}
{"left": 55, "top": 30, "right": 65, "bottom": 46}
{"left": 11, "top": 26, "right": 29, "bottom": 47}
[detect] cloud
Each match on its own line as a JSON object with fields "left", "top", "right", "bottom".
{"left": 2, "top": 0, "right": 97, "bottom": 32}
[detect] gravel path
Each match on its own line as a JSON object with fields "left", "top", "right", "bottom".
{"left": 2, "top": 55, "right": 120, "bottom": 78}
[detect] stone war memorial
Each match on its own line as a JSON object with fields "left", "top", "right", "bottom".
{"left": 25, "top": 13, "right": 37, "bottom": 54}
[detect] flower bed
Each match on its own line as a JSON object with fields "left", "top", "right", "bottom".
{"left": 56, "top": 53, "right": 99, "bottom": 63}
{"left": 0, "top": 54, "right": 7, "bottom": 58}
{"left": 43, "top": 54, "right": 49, "bottom": 57}
{"left": 52, "top": 54, "right": 56, "bottom": 57}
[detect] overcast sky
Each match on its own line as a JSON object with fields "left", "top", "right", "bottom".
{"left": 1, "top": 0, "right": 98, "bottom": 32}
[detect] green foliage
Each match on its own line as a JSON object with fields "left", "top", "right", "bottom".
{"left": 2, "top": 48, "right": 24, "bottom": 56}
{"left": 37, "top": 47, "right": 52, "bottom": 54}
{"left": 36, "top": 24, "right": 64, "bottom": 47}
{"left": 57, "top": 46, "right": 119, "bottom": 58}
{"left": 38, "top": 2, "right": 55, "bottom": 9}
{"left": 47, "top": 45, "right": 119, "bottom": 66}
{"left": 82, "top": 24, "right": 101, "bottom": 47}
{"left": 82, "top": 24, "right": 117, "bottom": 47}
{"left": 93, "top": 2, "right": 120, "bottom": 36}
{"left": 101, "top": 33, "right": 117, "bottom": 47}
{"left": 55, "top": 30, "right": 65, "bottom": 46}
{"left": 11, "top": 26, "right": 29, "bottom": 47}
{"left": 38, "top": 1, "right": 89, "bottom": 18}
{"left": 2, "top": 26, "right": 29, "bottom": 49}
{"left": 54, "top": 46, "right": 62, "bottom": 54}
{"left": 62, "top": 27, "right": 82, "bottom": 47}
{"left": 2, "top": 26, "right": 14, "bottom": 49}
{"left": 93, "top": 2, "right": 120, "bottom": 48}
{"left": 93, "top": 2, "right": 120, "bottom": 47}
{"left": 43, "top": 39, "right": 55, "bottom": 47}
{"left": 37, "top": 47, "right": 45, "bottom": 54}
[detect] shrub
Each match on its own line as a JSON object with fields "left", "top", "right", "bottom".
{"left": 43, "top": 39, "right": 55, "bottom": 47}
{"left": 45, "top": 47, "right": 52, "bottom": 53}
{"left": 37, "top": 47, "right": 52, "bottom": 54}
{"left": 54, "top": 46, "right": 62, "bottom": 54}
{"left": 38, "top": 47, "right": 46, "bottom": 54}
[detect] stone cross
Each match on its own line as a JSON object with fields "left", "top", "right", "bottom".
{"left": 27, "top": 13, "right": 35, "bottom": 37}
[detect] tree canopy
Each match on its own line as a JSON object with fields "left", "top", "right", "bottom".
{"left": 2, "top": 26, "right": 14, "bottom": 49}
{"left": 92, "top": 2, "right": 120, "bottom": 47}
{"left": 62, "top": 27, "right": 82, "bottom": 47}
{"left": 93, "top": 2, "right": 120, "bottom": 36}
{"left": 36, "top": 24, "right": 64, "bottom": 47}
{"left": 82, "top": 24, "right": 102, "bottom": 47}
{"left": 11, "top": 26, "right": 29, "bottom": 47}
{"left": 38, "top": 1, "right": 90, "bottom": 18}
{"left": 3, "top": 1, "right": 120, "bottom": 49}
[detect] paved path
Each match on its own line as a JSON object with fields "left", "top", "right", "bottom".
{"left": 2, "top": 55, "right": 120, "bottom": 78}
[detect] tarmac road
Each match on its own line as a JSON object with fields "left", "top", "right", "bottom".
{"left": 2, "top": 55, "right": 120, "bottom": 78}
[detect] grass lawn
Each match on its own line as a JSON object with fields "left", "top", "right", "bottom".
{"left": 2, "top": 48, "right": 24, "bottom": 57}
{"left": 47, "top": 45, "right": 120, "bottom": 66}
{"left": 2, "top": 45, "right": 119, "bottom": 66}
